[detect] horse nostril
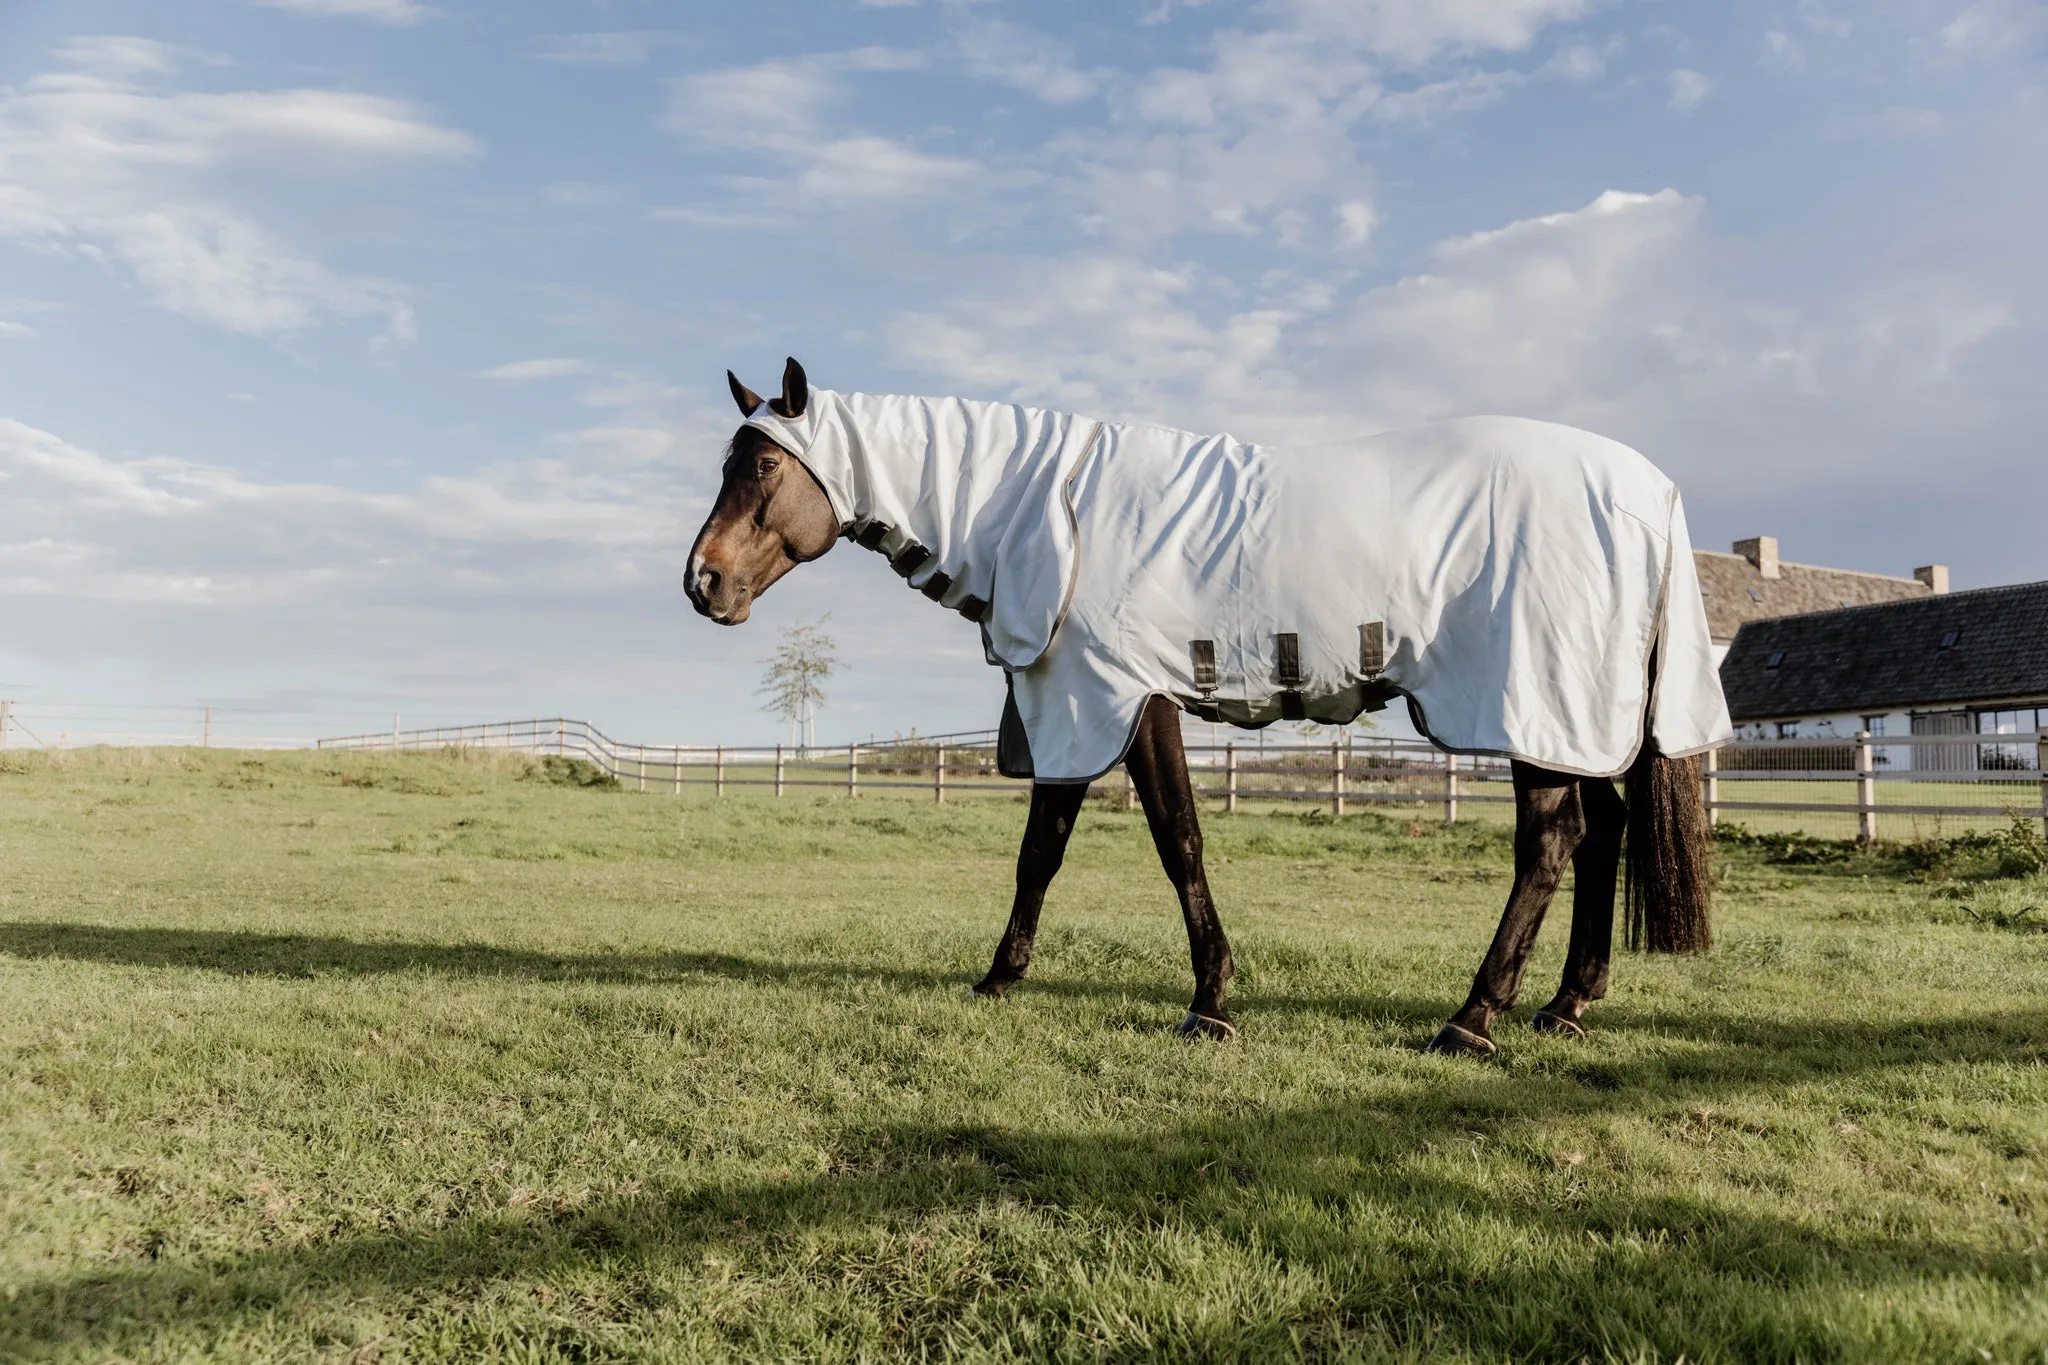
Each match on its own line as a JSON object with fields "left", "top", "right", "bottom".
{"left": 699, "top": 566, "right": 723, "bottom": 599}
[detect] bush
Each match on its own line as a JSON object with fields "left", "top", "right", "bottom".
{"left": 522, "top": 756, "right": 619, "bottom": 790}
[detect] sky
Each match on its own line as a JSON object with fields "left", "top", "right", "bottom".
{"left": 1, "top": 0, "right": 2044, "bottom": 747}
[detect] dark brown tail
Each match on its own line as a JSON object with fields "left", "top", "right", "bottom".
{"left": 1624, "top": 745, "right": 1712, "bottom": 953}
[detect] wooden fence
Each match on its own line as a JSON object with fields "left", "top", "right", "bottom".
{"left": 314, "top": 718, "right": 2048, "bottom": 840}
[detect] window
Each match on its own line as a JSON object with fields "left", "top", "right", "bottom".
{"left": 1976, "top": 706, "right": 2046, "bottom": 769}
{"left": 1863, "top": 715, "right": 1888, "bottom": 737}
{"left": 1940, "top": 629, "right": 1961, "bottom": 649}
{"left": 1748, "top": 587, "right": 1764, "bottom": 603}
{"left": 1765, "top": 650, "right": 1785, "bottom": 669}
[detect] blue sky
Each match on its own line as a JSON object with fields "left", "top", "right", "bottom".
{"left": 2, "top": 0, "right": 2044, "bottom": 745}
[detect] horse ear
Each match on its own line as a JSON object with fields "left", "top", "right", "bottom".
{"left": 770, "top": 356, "right": 808, "bottom": 419}
{"left": 728, "top": 370, "right": 764, "bottom": 416}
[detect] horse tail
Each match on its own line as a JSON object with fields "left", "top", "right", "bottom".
{"left": 1624, "top": 743, "right": 1712, "bottom": 953}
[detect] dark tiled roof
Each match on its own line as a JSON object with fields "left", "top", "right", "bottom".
{"left": 1719, "top": 580, "right": 2048, "bottom": 721}
{"left": 1694, "top": 550, "right": 1930, "bottom": 642}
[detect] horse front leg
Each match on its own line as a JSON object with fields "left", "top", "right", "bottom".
{"left": 1428, "top": 762, "right": 1585, "bottom": 1057}
{"left": 1123, "top": 696, "right": 1236, "bottom": 1039}
{"left": 1531, "top": 775, "right": 1627, "bottom": 1038}
{"left": 971, "top": 780, "right": 1088, "bottom": 998}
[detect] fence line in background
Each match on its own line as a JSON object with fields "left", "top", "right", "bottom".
{"left": 1703, "top": 728, "right": 2048, "bottom": 842}
{"left": 313, "top": 715, "right": 1514, "bottom": 817}
{"left": 10, "top": 703, "right": 2039, "bottom": 839}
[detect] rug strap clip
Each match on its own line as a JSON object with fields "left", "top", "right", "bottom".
{"left": 1188, "top": 639, "right": 1222, "bottom": 722}
{"left": 1276, "top": 633, "right": 1306, "bottom": 721}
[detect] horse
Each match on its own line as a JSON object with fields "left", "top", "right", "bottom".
{"left": 687, "top": 358, "right": 1724, "bottom": 1055}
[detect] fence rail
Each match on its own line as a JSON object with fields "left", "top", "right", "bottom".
{"left": 300, "top": 719, "right": 2048, "bottom": 842}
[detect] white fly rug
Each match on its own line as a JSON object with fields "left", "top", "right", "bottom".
{"left": 743, "top": 390, "right": 1732, "bottom": 783}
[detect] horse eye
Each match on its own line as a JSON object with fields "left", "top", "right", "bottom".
{"left": 756, "top": 458, "right": 777, "bottom": 477}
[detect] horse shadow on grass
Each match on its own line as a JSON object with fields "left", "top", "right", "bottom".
{"left": 0, "top": 919, "right": 1458, "bottom": 1028}
{"left": 4, "top": 920, "right": 2046, "bottom": 1067}
{"left": 2, "top": 1010, "right": 2043, "bottom": 1360}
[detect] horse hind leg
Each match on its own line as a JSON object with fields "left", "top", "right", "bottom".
{"left": 971, "top": 780, "right": 1088, "bottom": 999}
{"left": 1428, "top": 762, "right": 1585, "bottom": 1057}
{"left": 1531, "top": 775, "right": 1626, "bottom": 1039}
{"left": 1122, "top": 695, "right": 1236, "bottom": 1039}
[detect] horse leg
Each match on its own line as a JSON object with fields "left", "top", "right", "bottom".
{"left": 971, "top": 780, "right": 1089, "bottom": 998}
{"left": 1122, "top": 695, "right": 1237, "bottom": 1039}
{"left": 1532, "top": 776, "right": 1627, "bottom": 1039}
{"left": 1428, "top": 762, "right": 1586, "bottom": 1056}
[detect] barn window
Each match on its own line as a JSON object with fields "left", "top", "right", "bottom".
{"left": 1939, "top": 630, "right": 1960, "bottom": 649}
{"left": 1747, "top": 587, "right": 1763, "bottom": 603}
{"left": 1765, "top": 651, "right": 1785, "bottom": 669}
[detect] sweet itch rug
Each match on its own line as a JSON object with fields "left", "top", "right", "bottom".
{"left": 741, "top": 391, "right": 1732, "bottom": 782}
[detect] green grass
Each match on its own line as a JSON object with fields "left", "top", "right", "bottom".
{"left": 2, "top": 746, "right": 2045, "bottom": 1363}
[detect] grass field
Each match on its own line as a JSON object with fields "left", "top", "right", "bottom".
{"left": 2, "top": 746, "right": 2046, "bottom": 1362}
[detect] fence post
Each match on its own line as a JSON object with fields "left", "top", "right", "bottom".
{"left": 1224, "top": 742, "right": 1237, "bottom": 814}
{"left": 1121, "top": 764, "right": 1135, "bottom": 811}
{"left": 1330, "top": 740, "right": 1345, "bottom": 818}
{"left": 1855, "top": 729, "right": 1877, "bottom": 844}
{"left": 637, "top": 750, "right": 646, "bottom": 793}
{"left": 774, "top": 744, "right": 784, "bottom": 798}
{"left": 715, "top": 745, "right": 725, "bottom": 797}
{"left": 673, "top": 747, "right": 682, "bottom": 796}
{"left": 2037, "top": 727, "right": 2047, "bottom": 846}
{"left": 934, "top": 743, "right": 946, "bottom": 803}
{"left": 1702, "top": 744, "right": 1720, "bottom": 829}
{"left": 848, "top": 743, "right": 859, "bottom": 798}
{"left": 1443, "top": 752, "right": 1459, "bottom": 825}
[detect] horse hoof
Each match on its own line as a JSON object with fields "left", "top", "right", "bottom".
{"left": 966, "top": 981, "right": 1009, "bottom": 1001}
{"left": 1176, "top": 1011, "right": 1238, "bottom": 1041}
{"left": 1426, "top": 1023, "right": 1497, "bottom": 1057}
{"left": 1530, "top": 1010, "right": 1586, "bottom": 1039}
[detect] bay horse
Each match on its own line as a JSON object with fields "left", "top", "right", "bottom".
{"left": 687, "top": 358, "right": 1716, "bottom": 1055}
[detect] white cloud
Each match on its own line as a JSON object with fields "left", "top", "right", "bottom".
{"left": 1763, "top": 29, "right": 1805, "bottom": 70}
{"left": 664, "top": 51, "right": 977, "bottom": 204}
{"left": 0, "top": 45, "right": 477, "bottom": 338}
{"left": 1337, "top": 200, "right": 1380, "bottom": 247}
{"left": 1275, "top": 0, "right": 1602, "bottom": 66}
{"left": 950, "top": 15, "right": 1100, "bottom": 103}
{"left": 1940, "top": 0, "right": 2048, "bottom": 57}
{"left": 536, "top": 32, "right": 675, "bottom": 66}
{"left": 0, "top": 321, "right": 35, "bottom": 338}
{"left": 1544, "top": 43, "right": 1606, "bottom": 81}
{"left": 1667, "top": 68, "right": 1715, "bottom": 111}
{"left": 475, "top": 357, "right": 591, "bottom": 381}
{"left": 252, "top": 0, "right": 426, "bottom": 26}
{"left": 0, "top": 414, "right": 683, "bottom": 608}
{"left": 1057, "top": 0, "right": 1599, "bottom": 250}
{"left": 1372, "top": 68, "right": 1526, "bottom": 126}
{"left": 52, "top": 36, "right": 191, "bottom": 76}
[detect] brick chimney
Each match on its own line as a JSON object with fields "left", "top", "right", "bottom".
{"left": 1915, "top": 564, "right": 1949, "bottom": 594}
{"left": 1733, "top": 536, "right": 1779, "bottom": 580}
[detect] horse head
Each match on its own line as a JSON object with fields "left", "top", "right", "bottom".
{"left": 685, "top": 357, "right": 839, "bottom": 625}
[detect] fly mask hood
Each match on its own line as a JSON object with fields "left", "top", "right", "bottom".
{"left": 743, "top": 388, "right": 1100, "bottom": 671}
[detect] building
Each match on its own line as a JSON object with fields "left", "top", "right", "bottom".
{"left": 1718, "top": 580, "right": 2048, "bottom": 766}
{"left": 1695, "top": 535, "right": 1945, "bottom": 665}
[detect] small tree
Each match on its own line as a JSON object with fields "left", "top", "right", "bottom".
{"left": 760, "top": 615, "right": 837, "bottom": 754}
